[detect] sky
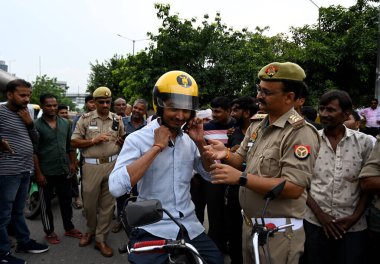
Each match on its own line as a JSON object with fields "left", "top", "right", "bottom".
{"left": 2, "top": 0, "right": 358, "bottom": 94}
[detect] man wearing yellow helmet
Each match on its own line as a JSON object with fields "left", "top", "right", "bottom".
{"left": 109, "top": 71, "right": 223, "bottom": 264}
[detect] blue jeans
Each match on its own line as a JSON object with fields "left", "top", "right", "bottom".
{"left": 0, "top": 172, "right": 31, "bottom": 254}
{"left": 128, "top": 228, "right": 224, "bottom": 264}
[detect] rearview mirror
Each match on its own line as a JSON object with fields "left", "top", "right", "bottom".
{"left": 126, "top": 199, "right": 163, "bottom": 227}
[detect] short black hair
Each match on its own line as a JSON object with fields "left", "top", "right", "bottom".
{"left": 351, "top": 110, "right": 361, "bottom": 122}
{"left": 40, "top": 94, "right": 57, "bottom": 105}
{"left": 85, "top": 94, "right": 93, "bottom": 103}
{"left": 370, "top": 98, "right": 378, "bottom": 104}
{"left": 282, "top": 80, "right": 308, "bottom": 100}
{"left": 210, "top": 96, "right": 231, "bottom": 111}
{"left": 301, "top": 106, "right": 318, "bottom": 122}
{"left": 231, "top": 96, "right": 259, "bottom": 116}
{"left": 5, "top": 79, "right": 32, "bottom": 93}
{"left": 58, "top": 104, "right": 68, "bottom": 111}
{"left": 319, "top": 90, "right": 352, "bottom": 113}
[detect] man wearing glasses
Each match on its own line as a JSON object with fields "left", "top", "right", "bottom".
{"left": 204, "top": 62, "right": 320, "bottom": 264}
{"left": 71, "top": 87, "right": 125, "bottom": 257}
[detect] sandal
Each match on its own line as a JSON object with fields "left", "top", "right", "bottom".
{"left": 45, "top": 232, "right": 61, "bottom": 244}
{"left": 64, "top": 228, "right": 83, "bottom": 239}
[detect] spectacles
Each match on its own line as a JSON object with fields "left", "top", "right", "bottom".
{"left": 96, "top": 100, "right": 112, "bottom": 105}
{"left": 256, "top": 84, "right": 283, "bottom": 97}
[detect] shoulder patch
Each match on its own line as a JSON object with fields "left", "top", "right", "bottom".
{"left": 82, "top": 112, "right": 92, "bottom": 119}
{"left": 250, "top": 113, "right": 267, "bottom": 121}
{"left": 288, "top": 114, "right": 305, "bottom": 129}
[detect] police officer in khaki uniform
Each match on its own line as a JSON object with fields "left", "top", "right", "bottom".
{"left": 359, "top": 136, "right": 380, "bottom": 264}
{"left": 71, "top": 87, "right": 125, "bottom": 257}
{"left": 204, "top": 62, "right": 320, "bottom": 264}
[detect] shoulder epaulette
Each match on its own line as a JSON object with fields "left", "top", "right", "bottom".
{"left": 288, "top": 114, "right": 305, "bottom": 129}
{"left": 250, "top": 113, "right": 268, "bottom": 121}
{"left": 82, "top": 112, "right": 92, "bottom": 119}
{"left": 111, "top": 113, "right": 122, "bottom": 120}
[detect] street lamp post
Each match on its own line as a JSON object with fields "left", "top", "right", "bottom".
{"left": 116, "top": 34, "right": 149, "bottom": 55}
{"left": 308, "top": 0, "right": 320, "bottom": 29}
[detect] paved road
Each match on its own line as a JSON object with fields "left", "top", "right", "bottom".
{"left": 17, "top": 199, "right": 231, "bottom": 264}
{"left": 20, "top": 199, "right": 130, "bottom": 264}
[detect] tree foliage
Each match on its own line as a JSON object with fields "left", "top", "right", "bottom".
{"left": 87, "top": 0, "right": 379, "bottom": 108}
{"left": 31, "top": 75, "right": 75, "bottom": 110}
{"left": 291, "top": 0, "right": 379, "bottom": 106}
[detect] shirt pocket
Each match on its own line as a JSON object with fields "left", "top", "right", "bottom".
{"left": 258, "top": 147, "right": 281, "bottom": 177}
{"left": 87, "top": 127, "right": 101, "bottom": 139}
{"left": 342, "top": 159, "right": 362, "bottom": 182}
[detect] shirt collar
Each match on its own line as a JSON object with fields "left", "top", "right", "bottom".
{"left": 267, "top": 107, "right": 298, "bottom": 128}
{"left": 93, "top": 110, "right": 113, "bottom": 120}
{"left": 320, "top": 125, "right": 354, "bottom": 140}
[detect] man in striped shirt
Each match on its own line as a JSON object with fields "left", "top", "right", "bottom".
{"left": 0, "top": 79, "right": 49, "bottom": 264}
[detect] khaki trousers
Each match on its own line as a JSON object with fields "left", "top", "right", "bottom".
{"left": 82, "top": 160, "right": 116, "bottom": 242}
{"left": 242, "top": 220, "right": 305, "bottom": 264}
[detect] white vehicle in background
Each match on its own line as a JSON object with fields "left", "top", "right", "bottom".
{"left": 0, "top": 102, "right": 41, "bottom": 120}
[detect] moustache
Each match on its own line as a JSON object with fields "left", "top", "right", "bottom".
{"left": 258, "top": 99, "right": 266, "bottom": 105}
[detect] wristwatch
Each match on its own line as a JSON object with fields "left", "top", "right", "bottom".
{"left": 239, "top": 172, "right": 248, "bottom": 186}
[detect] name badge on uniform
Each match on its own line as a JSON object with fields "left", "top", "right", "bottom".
{"left": 89, "top": 120, "right": 98, "bottom": 130}
{"left": 247, "top": 131, "right": 258, "bottom": 151}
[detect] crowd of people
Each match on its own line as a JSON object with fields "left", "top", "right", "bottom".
{"left": 0, "top": 62, "right": 380, "bottom": 264}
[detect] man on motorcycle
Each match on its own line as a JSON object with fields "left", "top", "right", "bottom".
{"left": 109, "top": 70, "right": 223, "bottom": 264}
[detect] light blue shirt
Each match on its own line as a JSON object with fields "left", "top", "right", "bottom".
{"left": 109, "top": 119, "right": 211, "bottom": 240}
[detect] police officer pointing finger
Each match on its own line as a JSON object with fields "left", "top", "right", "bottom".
{"left": 205, "top": 62, "right": 320, "bottom": 264}
{"left": 71, "top": 87, "right": 125, "bottom": 257}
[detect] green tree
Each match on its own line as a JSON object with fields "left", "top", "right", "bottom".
{"left": 105, "top": 4, "right": 297, "bottom": 107}
{"left": 31, "top": 75, "right": 75, "bottom": 109}
{"left": 87, "top": 1, "right": 379, "bottom": 108}
{"left": 291, "top": 0, "right": 379, "bottom": 106}
{"left": 87, "top": 55, "right": 128, "bottom": 100}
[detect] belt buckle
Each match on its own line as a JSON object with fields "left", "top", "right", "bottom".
{"left": 99, "top": 157, "right": 108, "bottom": 164}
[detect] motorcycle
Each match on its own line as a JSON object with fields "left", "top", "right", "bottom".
{"left": 118, "top": 199, "right": 205, "bottom": 264}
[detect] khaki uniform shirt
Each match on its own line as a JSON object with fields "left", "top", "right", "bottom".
{"left": 71, "top": 110, "right": 125, "bottom": 158}
{"left": 359, "top": 136, "right": 380, "bottom": 210}
{"left": 305, "top": 128, "right": 373, "bottom": 232}
{"left": 238, "top": 108, "right": 320, "bottom": 219}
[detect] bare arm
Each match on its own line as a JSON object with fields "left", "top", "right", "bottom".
{"left": 360, "top": 177, "right": 380, "bottom": 195}
{"left": 33, "top": 154, "right": 46, "bottom": 187}
{"left": 210, "top": 162, "right": 303, "bottom": 198}
{"left": 306, "top": 194, "right": 345, "bottom": 239}
{"left": 203, "top": 139, "right": 245, "bottom": 170}
{"left": 71, "top": 132, "right": 111, "bottom": 148}
{"left": 334, "top": 193, "right": 369, "bottom": 232}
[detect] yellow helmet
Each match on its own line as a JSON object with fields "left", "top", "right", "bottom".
{"left": 152, "top": 71, "right": 199, "bottom": 113}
